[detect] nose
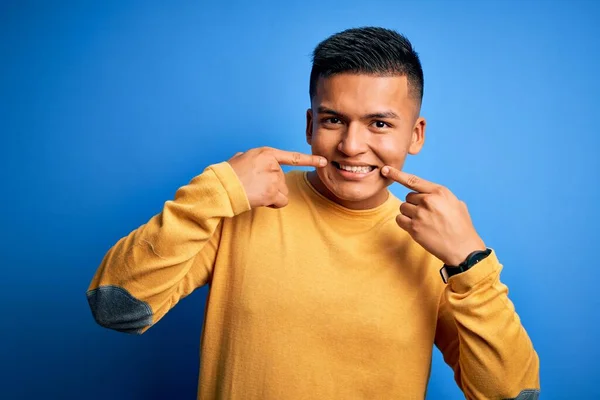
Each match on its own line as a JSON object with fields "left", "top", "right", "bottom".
{"left": 338, "top": 122, "right": 369, "bottom": 157}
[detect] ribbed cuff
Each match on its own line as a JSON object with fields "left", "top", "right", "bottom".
{"left": 209, "top": 162, "right": 251, "bottom": 215}
{"left": 448, "top": 249, "right": 501, "bottom": 294}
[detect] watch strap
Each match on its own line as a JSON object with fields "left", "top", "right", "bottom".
{"left": 439, "top": 248, "right": 492, "bottom": 284}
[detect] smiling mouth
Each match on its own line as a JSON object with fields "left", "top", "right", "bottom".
{"left": 332, "top": 161, "right": 377, "bottom": 174}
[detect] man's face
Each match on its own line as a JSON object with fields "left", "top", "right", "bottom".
{"left": 306, "top": 73, "right": 426, "bottom": 210}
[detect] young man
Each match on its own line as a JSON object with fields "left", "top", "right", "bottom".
{"left": 87, "top": 27, "right": 540, "bottom": 399}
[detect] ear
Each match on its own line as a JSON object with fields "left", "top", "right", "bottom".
{"left": 408, "top": 116, "right": 426, "bottom": 155}
{"left": 305, "top": 108, "right": 313, "bottom": 146}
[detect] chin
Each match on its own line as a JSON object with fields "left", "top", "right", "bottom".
{"left": 331, "top": 185, "right": 379, "bottom": 202}
{"left": 317, "top": 168, "right": 387, "bottom": 206}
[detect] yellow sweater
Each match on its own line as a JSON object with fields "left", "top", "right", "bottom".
{"left": 87, "top": 162, "right": 540, "bottom": 400}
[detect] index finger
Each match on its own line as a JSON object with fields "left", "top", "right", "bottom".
{"left": 381, "top": 166, "right": 438, "bottom": 193}
{"left": 271, "top": 149, "right": 327, "bottom": 167}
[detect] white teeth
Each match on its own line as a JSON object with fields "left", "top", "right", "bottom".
{"left": 339, "top": 164, "right": 373, "bottom": 173}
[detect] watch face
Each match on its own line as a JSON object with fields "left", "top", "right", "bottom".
{"left": 440, "top": 249, "right": 491, "bottom": 284}
{"left": 468, "top": 249, "right": 492, "bottom": 265}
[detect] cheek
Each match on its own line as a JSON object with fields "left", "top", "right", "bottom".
{"left": 312, "top": 128, "right": 341, "bottom": 151}
{"left": 318, "top": 166, "right": 334, "bottom": 184}
{"left": 372, "top": 136, "right": 410, "bottom": 167}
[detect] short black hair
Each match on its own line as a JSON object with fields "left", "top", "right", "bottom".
{"left": 309, "top": 27, "right": 423, "bottom": 104}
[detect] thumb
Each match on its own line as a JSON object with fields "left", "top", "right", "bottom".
{"left": 268, "top": 191, "right": 289, "bottom": 209}
{"left": 229, "top": 151, "right": 244, "bottom": 161}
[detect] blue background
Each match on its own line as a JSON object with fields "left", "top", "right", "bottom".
{"left": 1, "top": 0, "right": 598, "bottom": 398}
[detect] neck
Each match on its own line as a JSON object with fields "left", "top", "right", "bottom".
{"left": 306, "top": 171, "right": 389, "bottom": 210}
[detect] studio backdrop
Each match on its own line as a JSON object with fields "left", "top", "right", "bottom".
{"left": 1, "top": 1, "right": 598, "bottom": 399}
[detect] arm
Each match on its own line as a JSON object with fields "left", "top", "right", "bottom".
{"left": 434, "top": 251, "right": 540, "bottom": 399}
{"left": 86, "top": 162, "right": 250, "bottom": 334}
{"left": 379, "top": 166, "right": 540, "bottom": 398}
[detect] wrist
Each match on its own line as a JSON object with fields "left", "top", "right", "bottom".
{"left": 440, "top": 246, "right": 492, "bottom": 284}
{"left": 444, "top": 240, "right": 486, "bottom": 267}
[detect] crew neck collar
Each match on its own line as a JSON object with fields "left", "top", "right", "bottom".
{"left": 299, "top": 171, "right": 398, "bottom": 218}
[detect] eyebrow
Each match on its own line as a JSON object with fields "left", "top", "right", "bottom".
{"left": 317, "top": 106, "right": 400, "bottom": 120}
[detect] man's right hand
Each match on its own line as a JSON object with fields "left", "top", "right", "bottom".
{"left": 228, "top": 147, "right": 327, "bottom": 209}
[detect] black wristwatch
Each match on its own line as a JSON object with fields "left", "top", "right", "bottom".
{"left": 439, "top": 248, "right": 492, "bottom": 284}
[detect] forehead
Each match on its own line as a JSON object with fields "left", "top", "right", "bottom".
{"left": 313, "top": 73, "right": 415, "bottom": 115}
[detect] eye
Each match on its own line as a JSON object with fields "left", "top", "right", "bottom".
{"left": 325, "top": 117, "right": 341, "bottom": 124}
{"left": 373, "top": 120, "right": 390, "bottom": 129}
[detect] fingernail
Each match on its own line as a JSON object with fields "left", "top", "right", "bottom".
{"left": 319, "top": 158, "right": 327, "bottom": 167}
{"left": 382, "top": 166, "right": 389, "bottom": 175}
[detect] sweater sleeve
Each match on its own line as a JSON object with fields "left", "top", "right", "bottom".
{"left": 86, "top": 162, "right": 250, "bottom": 334}
{"left": 434, "top": 250, "right": 540, "bottom": 400}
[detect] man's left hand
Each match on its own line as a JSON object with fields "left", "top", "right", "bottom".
{"left": 381, "top": 166, "right": 486, "bottom": 266}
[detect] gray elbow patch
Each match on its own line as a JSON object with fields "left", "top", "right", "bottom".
{"left": 87, "top": 285, "right": 153, "bottom": 334}
{"left": 504, "top": 389, "right": 540, "bottom": 400}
